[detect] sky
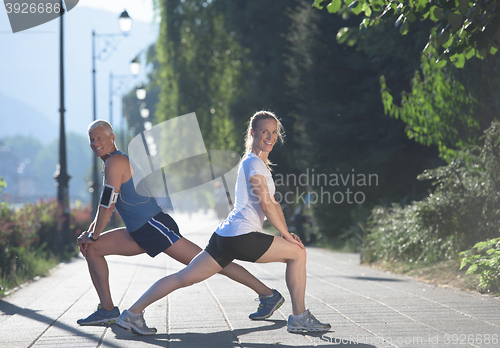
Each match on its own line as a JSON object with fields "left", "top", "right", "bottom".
{"left": 0, "top": 0, "right": 160, "bottom": 202}
{"left": 0, "top": 0, "right": 157, "bottom": 32}
{"left": 0, "top": 0, "right": 159, "bottom": 139}
{"left": 76, "top": 0, "right": 157, "bottom": 24}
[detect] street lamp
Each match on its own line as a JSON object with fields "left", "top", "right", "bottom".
{"left": 91, "top": 10, "right": 133, "bottom": 217}
{"left": 118, "top": 10, "right": 132, "bottom": 33}
{"left": 109, "top": 72, "right": 140, "bottom": 127}
{"left": 109, "top": 71, "right": 141, "bottom": 149}
{"left": 140, "top": 103, "right": 150, "bottom": 118}
{"left": 55, "top": 0, "right": 70, "bottom": 249}
{"left": 129, "top": 56, "right": 140, "bottom": 75}
{"left": 136, "top": 83, "right": 146, "bottom": 100}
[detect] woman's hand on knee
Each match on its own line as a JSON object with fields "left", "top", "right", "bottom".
{"left": 283, "top": 233, "right": 305, "bottom": 250}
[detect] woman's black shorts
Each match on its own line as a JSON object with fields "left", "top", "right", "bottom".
{"left": 205, "top": 232, "right": 274, "bottom": 268}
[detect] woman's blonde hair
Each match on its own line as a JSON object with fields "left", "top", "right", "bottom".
{"left": 243, "top": 110, "right": 285, "bottom": 169}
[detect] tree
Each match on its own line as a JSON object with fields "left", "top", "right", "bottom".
{"left": 286, "top": 0, "right": 440, "bottom": 237}
{"left": 154, "top": 0, "right": 244, "bottom": 152}
{"left": 316, "top": 0, "right": 500, "bottom": 159}
{"left": 1, "top": 134, "right": 91, "bottom": 202}
{"left": 314, "top": 0, "right": 500, "bottom": 68}
{"left": 150, "top": 0, "right": 442, "bottom": 241}
{"left": 380, "top": 47, "right": 478, "bottom": 160}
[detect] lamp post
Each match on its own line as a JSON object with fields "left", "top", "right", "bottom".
{"left": 90, "top": 10, "right": 132, "bottom": 217}
{"left": 141, "top": 104, "right": 152, "bottom": 131}
{"left": 109, "top": 60, "right": 141, "bottom": 150}
{"left": 55, "top": 0, "right": 70, "bottom": 249}
{"left": 140, "top": 103, "right": 150, "bottom": 119}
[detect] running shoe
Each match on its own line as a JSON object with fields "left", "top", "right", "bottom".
{"left": 287, "top": 309, "right": 331, "bottom": 332}
{"left": 249, "top": 289, "right": 285, "bottom": 320}
{"left": 116, "top": 309, "right": 157, "bottom": 336}
{"left": 77, "top": 304, "right": 120, "bottom": 326}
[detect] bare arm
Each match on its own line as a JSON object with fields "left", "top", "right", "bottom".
{"left": 77, "top": 155, "right": 127, "bottom": 256}
{"left": 249, "top": 174, "right": 304, "bottom": 249}
{"left": 273, "top": 199, "right": 288, "bottom": 231}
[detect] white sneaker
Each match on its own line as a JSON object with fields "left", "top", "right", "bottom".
{"left": 287, "top": 309, "right": 331, "bottom": 332}
{"left": 116, "top": 309, "right": 157, "bottom": 335}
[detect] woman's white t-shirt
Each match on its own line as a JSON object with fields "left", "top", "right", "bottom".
{"left": 214, "top": 152, "right": 276, "bottom": 237}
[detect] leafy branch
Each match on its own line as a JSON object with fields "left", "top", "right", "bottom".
{"left": 313, "top": 0, "right": 500, "bottom": 67}
{"left": 460, "top": 236, "right": 500, "bottom": 293}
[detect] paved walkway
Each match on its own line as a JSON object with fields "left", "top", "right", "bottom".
{"left": 1, "top": 211, "right": 499, "bottom": 348}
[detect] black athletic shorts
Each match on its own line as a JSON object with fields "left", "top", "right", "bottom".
{"left": 130, "top": 212, "right": 182, "bottom": 257}
{"left": 205, "top": 232, "right": 274, "bottom": 268}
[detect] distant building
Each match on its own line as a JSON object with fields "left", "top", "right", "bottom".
{"left": 0, "top": 140, "right": 39, "bottom": 203}
{"left": 0, "top": 141, "right": 19, "bottom": 201}
{"left": 16, "top": 159, "right": 39, "bottom": 202}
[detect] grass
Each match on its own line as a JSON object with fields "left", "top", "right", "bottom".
{"left": 365, "top": 258, "right": 488, "bottom": 294}
{"left": 1, "top": 258, "right": 56, "bottom": 297}
{"left": 262, "top": 222, "right": 489, "bottom": 296}
{"left": 308, "top": 233, "right": 489, "bottom": 295}
{"left": 0, "top": 247, "right": 78, "bottom": 297}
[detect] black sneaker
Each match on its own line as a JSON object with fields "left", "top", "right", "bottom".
{"left": 77, "top": 304, "right": 120, "bottom": 326}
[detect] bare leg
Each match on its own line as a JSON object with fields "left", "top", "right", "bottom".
{"left": 129, "top": 251, "right": 222, "bottom": 314}
{"left": 256, "top": 236, "right": 307, "bottom": 315}
{"left": 165, "top": 237, "right": 273, "bottom": 296}
{"left": 220, "top": 262, "right": 273, "bottom": 296}
{"left": 85, "top": 228, "right": 145, "bottom": 311}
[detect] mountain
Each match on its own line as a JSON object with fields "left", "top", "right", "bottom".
{"left": 0, "top": 92, "right": 57, "bottom": 143}
{"left": 0, "top": 6, "right": 159, "bottom": 141}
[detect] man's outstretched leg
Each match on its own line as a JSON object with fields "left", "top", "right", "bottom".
{"left": 77, "top": 228, "right": 145, "bottom": 325}
{"left": 165, "top": 237, "right": 284, "bottom": 320}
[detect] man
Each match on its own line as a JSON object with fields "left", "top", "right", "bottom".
{"left": 76, "top": 120, "right": 284, "bottom": 326}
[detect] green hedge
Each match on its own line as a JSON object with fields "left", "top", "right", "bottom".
{"left": 363, "top": 121, "right": 500, "bottom": 266}
{"left": 0, "top": 199, "right": 91, "bottom": 294}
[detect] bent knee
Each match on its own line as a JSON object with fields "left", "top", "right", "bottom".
{"left": 292, "top": 245, "right": 307, "bottom": 262}
{"left": 85, "top": 242, "right": 106, "bottom": 258}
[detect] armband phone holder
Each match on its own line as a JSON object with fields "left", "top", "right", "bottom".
{"left": 99, "top": 184, "right": 119, "bottom": 208}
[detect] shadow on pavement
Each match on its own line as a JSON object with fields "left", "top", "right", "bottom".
{"left": 0, "top": 300, "right": 123, "bottom": 348}
{"left": 111, "top": 320, "right": 377, "bottom": 347}
{"left": 341, "top": 276, "right": 404, "bottom": 282}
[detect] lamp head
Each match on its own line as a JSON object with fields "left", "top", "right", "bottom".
{"left": 136, "top": 83, "right": 146, "bottom": 100}
{"left": 130, "top": 56, "right": 140, "bottom": 75}
{"left": 119, "top": 10, "right": 132, "bottom": 34}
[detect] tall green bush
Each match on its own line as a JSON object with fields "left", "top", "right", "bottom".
{"left": 0, "top": 200, "right": 92, "bottom": 294}
{"left": 363, "top": 121, "right": 500, "bottom": 264}
{"left": 0, "top": 200, "right": 60, "bottom": 286}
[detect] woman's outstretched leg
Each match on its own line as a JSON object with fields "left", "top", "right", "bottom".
{"left": 116, "top": 251, "right": 222, "bottom": 335}
{"left": 129, "top": 251, "right": 222, "bottom": 314}
{"left": 165, "top": 237, "right": 273, "bottom": 297}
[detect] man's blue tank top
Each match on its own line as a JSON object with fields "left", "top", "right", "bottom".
{"left": 109, "top": 150, "right": 162, "bottom": 232}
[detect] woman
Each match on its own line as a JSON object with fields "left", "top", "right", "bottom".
{"left": 117, "top": 111, "right": 331, "bottom": 335}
